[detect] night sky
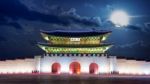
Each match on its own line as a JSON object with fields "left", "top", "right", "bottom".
{"left": 0, "top": 0, "right": 150, "bottom": 60}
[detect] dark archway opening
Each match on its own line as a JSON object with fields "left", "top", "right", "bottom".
{"left": 51, "top": 63, "right": 61, "bottom": 74}
{"left": 70, "top": 62, "right": 81, "bottom": 74}
{"left": 89, "top": 63, "right": 98, "bottom": 74}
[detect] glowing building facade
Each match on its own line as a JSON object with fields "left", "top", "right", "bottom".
{"left": 38, "top": 30, "right": 113, "bottom": 74}
{"left": 0, "top": 30, "right": 150, "bottom": 75}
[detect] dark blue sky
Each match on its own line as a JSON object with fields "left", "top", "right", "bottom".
{"left": 0, "top": 0, "right": 150, "bottom": 60}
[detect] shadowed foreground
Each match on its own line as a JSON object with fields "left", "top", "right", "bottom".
{"left": 0, "top": 74, "right": 150, "bottom": 84}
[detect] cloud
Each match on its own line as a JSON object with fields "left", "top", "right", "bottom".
{"left": 19, "top": 0, "right": 63, "bottom": 15}
{"left": 126, "top": 25, "right": 142, "bottom": 31}
{"left": 0, "top": 0, "right": 102, "bottom": 31}
{"left": 0, "top": 17, "right": 23, "bottom": 30}
{"left": 144, "top": 22, "right": 150, "bottom": 32}
{"left": 115, "top": 40, "right": 149, "bottom": 49}
{"left": 18, "top": 0, "right": 101, "bottom": 28}
{"left": 123, "top": 24, "right": 150, "bottom": 34}
{"left": 144, "top": 22, "right": 150, "bottom": 28}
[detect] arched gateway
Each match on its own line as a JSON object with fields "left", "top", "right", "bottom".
{"left": 69, "top": 62, "right": 81, "bottom": 74}
{"left": 51, "top": 63, "right": 61, "bottom": 74}
{"left": 89, "top": 63, "right": 98, "bottom": 74}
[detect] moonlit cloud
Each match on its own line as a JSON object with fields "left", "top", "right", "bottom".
{"left": 19, "top": 0, "right": 101, "bottom": 28}
{"left": 115, "top": 40, "right": 149, "bottom": 48}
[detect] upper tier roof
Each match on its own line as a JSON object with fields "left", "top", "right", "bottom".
{"left": 40, "top": 30, "right": 111, "bottom": 37}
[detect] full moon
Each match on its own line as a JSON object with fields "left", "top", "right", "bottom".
{"left": 110, "top": 10, "right": 129, "bottom": 27}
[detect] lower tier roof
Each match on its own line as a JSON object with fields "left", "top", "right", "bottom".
{"left": 38, "top": 42, "right": 112, "bottom": 48}
{"left": 38, "top": 43, "right": 112, "bottom": 54}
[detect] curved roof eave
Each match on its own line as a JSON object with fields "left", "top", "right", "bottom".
{"left": 40, "top": 30, "right": 112, "bottom": 37}
{"left": 37, "top": 42, "right": 112, "bottom": 48}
